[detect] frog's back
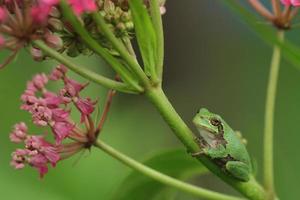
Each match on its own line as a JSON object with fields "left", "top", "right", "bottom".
{"left": 223, "top": 123, "right": 252, "bottom": 167}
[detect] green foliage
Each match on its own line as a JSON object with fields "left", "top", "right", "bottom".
{"left": 113, "top": 149, "right": 208, "bottom": 200}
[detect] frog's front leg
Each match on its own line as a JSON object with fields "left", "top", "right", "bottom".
{"left": 225, "top": 161, "right": 250, "bottom": 182}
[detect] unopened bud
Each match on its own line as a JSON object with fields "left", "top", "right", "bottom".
{"left": 30, "top": 47, "right": 44, "bottom": 61}
{"left": 45, "top": 34, "right": 63, "bottom": 50}
{"left": 48, "top": 18, "right": 64, "bottom": 31}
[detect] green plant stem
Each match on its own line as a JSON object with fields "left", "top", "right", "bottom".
{"left": 94, "top": 140, "right": 244, "bottom": 200}
{"left": 263, "top": 31, "right": 284, "bottom": 199}
{"left": 145, "top": 87, "right": 266, "bottom": 200}
{"left": 150, "top": 0, "right": 165, "bottom": 79}
{"left": 92, "top": 13, "right": 151, "bottom": 87}
{"left": 33, "top": 40, "right": 139, "bottom": 94}
{"left": 59, "top": 1, "right": 143, "bottom": 91}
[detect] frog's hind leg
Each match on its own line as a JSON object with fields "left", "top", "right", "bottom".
{"left": 226, "top": 161, "right": 250, "bottom": 182}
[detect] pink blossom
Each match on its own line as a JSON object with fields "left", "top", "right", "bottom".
{"left": 0, "top": 7, "right": 7, "bottom": 22}
{"left": 49, "top": 65, "right": 68, "bottom": 81}
{"left": 43, "top": 92, "right": 64, "bottom": 108}
{"left": 75, "top": 98, "right": 96, "bottom": 122}
{"left": 10, "top": 122, "right": 28, "bottom": 143}
{"left": 25, "top": 136, "right": 60, "bottom": 166}
{"left": 281, "top": 0, "right": 300, "bottom": 6}
{"left": 30, "top": 0, "right": 59, "bottom": 24}
{"left": 68, "top": 0, "right": 97, "bottom": 15}
{"left": 11, "top": 135, "right": 60, "bottom": 178}
{"left": 64, "top": 78, "right": 87, "bottom": 97}
{"left": 30, "top": 6, "right": 51, "bottom": 24}
{"left": 51, "top": 121, "right": 74, "bottom": 144}
{"left": 31, "top": 105, "right": 53, "bottom": 126}
{"left": 51, "top": 108, "right": 70, "bottom": 122}
{"left": 11, "top": 149, "right": 29, "bottom": 169}
{"left": 32, "top": 73, "right": 48, "bottom": 90}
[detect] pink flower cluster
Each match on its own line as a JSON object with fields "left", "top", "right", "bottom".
{"left": 281, "top": 0, "right": 300, "bottom": 6}
{"left": 20, "top": 65, "right": 95, "bottom": 144}
{"left": 10, "top": 65, "right": 98, "bottom": 177}
{"left": 10, "top": 123, "right": 60, "bottom": 178}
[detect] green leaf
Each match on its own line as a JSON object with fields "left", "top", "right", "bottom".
{"left": 222, "top": 0, "right": 300, "bottom": 71}
{"left": 129, "top": 0, "right": 158, "bottom": 79}
{"left": 112, "top": 149, "right": 208, "bottom": 200}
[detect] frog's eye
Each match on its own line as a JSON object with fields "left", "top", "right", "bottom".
{"left": 210, "top": 118, "right": 221, "bottom": 126}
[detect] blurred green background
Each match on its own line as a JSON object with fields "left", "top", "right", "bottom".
{"left": 0, "top": 1, "right": 299, "bottom": 199}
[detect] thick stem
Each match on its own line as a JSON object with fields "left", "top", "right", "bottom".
{"left": 263, "top": 31, "right": 284, "bottom": 199}
{"left": 145, "top": 87, "right": 266, "bottom": 200}
{"left": 94, "top": 140, "right": 244, "bottom": 200}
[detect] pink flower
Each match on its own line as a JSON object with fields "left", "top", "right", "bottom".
{"left": 11, "top": 65, "right": 100, "bottom": 177}
{"left": 11, "top": 135, "right": 60, "bottom": 178}
{"left": 11, "top": 149, "right": 29, "bottom": 169}
{"left": 30, "top": 6, "right": 52, "bottom": 24}
{"left": 75, "top": 97, "right": 96, "bottom": 122}
{"left": 49, "top": 65, "right": 68, "bottom": 81}
{"left": 68, "top": 0, "right": 97, "bottom": 15}
{"left": 30, "top": 0, "right": 59, "bottom": 24}
{"left": 51, "top": 108, "right": 70, "bottom": 122}
{"left": 0, "top": 7, "right": 7, "bottom": 22}
{"left": 25, "top": 136, "right": 60, "bottom": 165}
{"left": 10, "top": 122, "right": 28, "bottom": 143}
{"left": 64, "top": 78, "right": 87, "bottom": 97}
{"left": 51, "top": 121, "right": 74, "bottom": 144}
{"left": 32, "top": 73, "right": 48, "bottom": 90}
{"left": 281, "top": 0, "right": 300, "bottom": 6}
{"left": 43, "top": 92, "right": 64, "bottom": 108}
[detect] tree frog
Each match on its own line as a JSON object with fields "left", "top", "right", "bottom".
{"left": 192, "top": 108, "right": 252, "bottom": 182}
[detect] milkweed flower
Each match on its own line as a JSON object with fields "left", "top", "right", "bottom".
{"left": 249, "top": 0, "right": 300, "bottom": 29}
{"left": 281, "top": 0, "right": 300, "bottom": 6}
{"left": 10, "top": 65, "right": 103, "bottom": 177}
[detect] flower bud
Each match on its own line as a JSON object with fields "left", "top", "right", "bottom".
{"left": 45, "top": 34, "right": 63, "bottom": 50}
{"left": 30, "top": 47, "right": 44, "bottom": 61}
{"left": 48, "top": 18, "right": 64, "bottom": 32}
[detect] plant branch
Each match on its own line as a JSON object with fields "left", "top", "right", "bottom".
{"left": 59, "top": 0, "right": 143, "bottom": 91}
{"left": 145, "top": 87, "right": 266, "bottom": 200}
{"left": 92, "top": 13, "right": 150, "bottom": 87}
{"left": 150, "top": 0, "right": 165, "bottom": 79}
{"left": 33, "top": 40, "right": 139, "bottom": 94}
{"left": 263, "top": 31, "right": 284, "bottom": 199}
{"left": 94, "top": 140, "right": 244, "bottom": 200}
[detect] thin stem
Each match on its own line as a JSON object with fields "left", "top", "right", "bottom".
{"left": 33, "top": 40, "right": 139, "bottom": 94}
{"left": 96, "top": 89, "right": 115, "bottom": 134}
{"left": 122, "top": 37, "right": 137, "bottom": 58}
{"left": 263, "top": 31, "right": 284, "bottom": 199}
{"left": 94, "top": 140, "right": 244, "bottom": 200}
{"left": 59, "top": 1, "right": 143, "bottom": 91}
{"left": 271, "top": 0, "right": 281, "bottom": 17}
{"left": 248, "top": 0, "right": 275, "bottom": 21}
{"left": 92, "top": 13, "right": 150, "bottom": 87}
{"left": 150, "top": 0, "right": 165, "bottom": 79}
{"left": 145, "top": 87, "right": 266, "bottom": 200}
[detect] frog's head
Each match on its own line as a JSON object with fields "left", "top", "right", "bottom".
{"left": 193, "top": 108, "right": 223, "bottom": 143}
